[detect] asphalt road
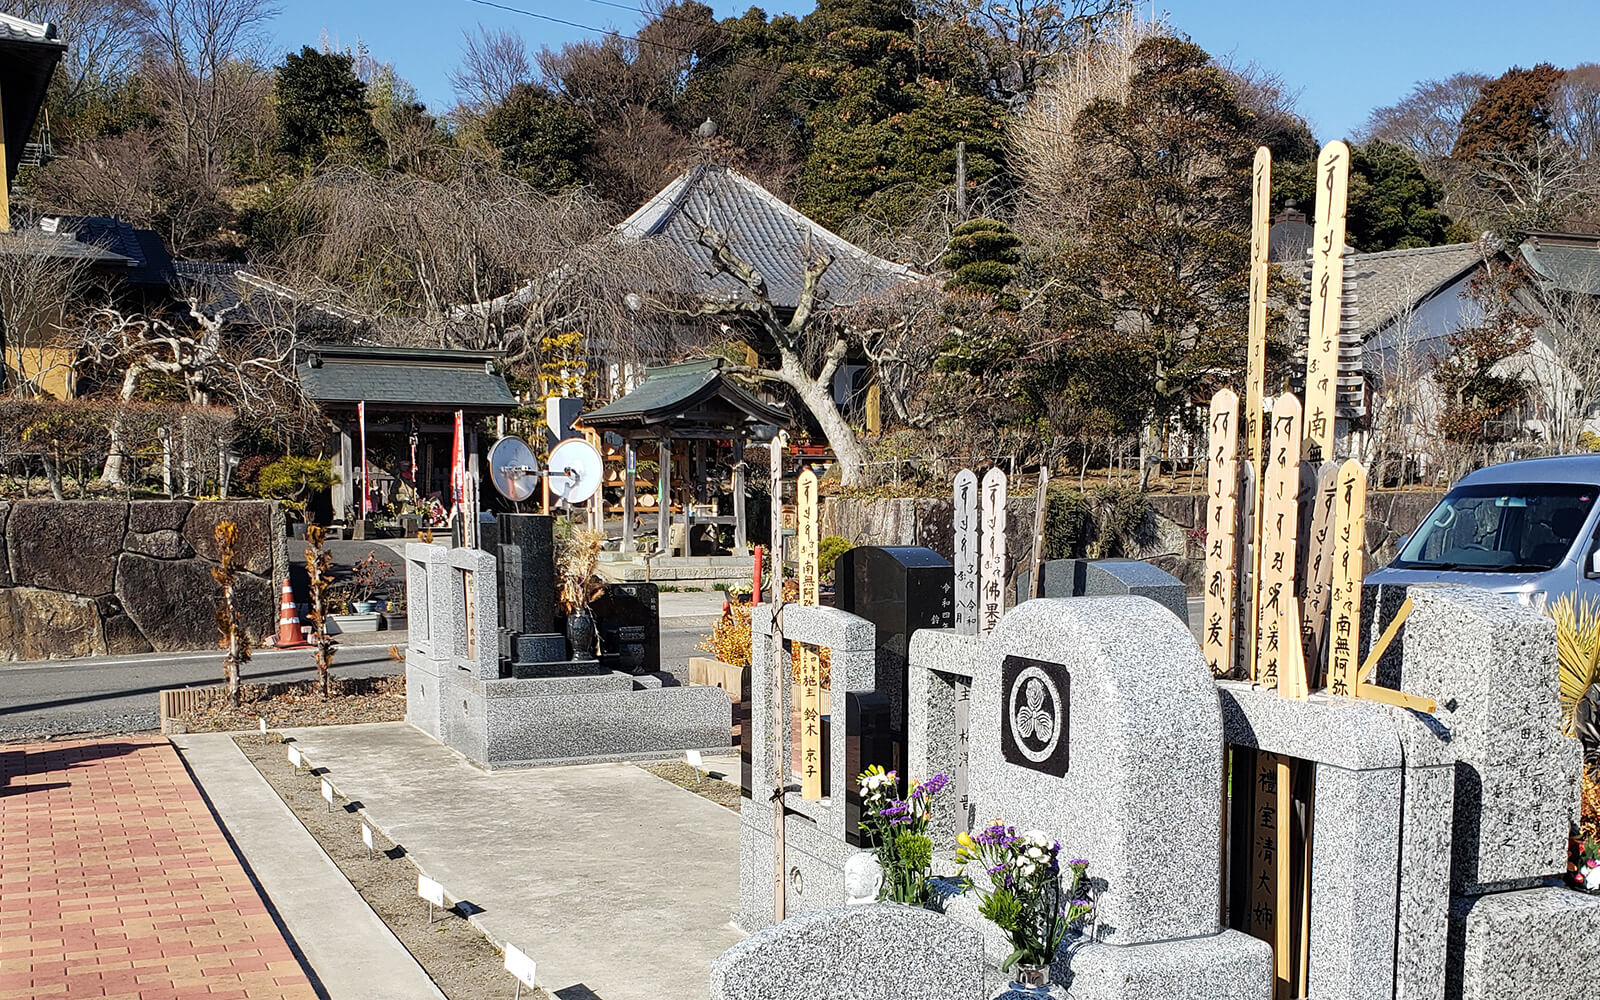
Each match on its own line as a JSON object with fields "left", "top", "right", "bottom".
{"left": 0, "top": 626, "right": 714, "bottom": 741}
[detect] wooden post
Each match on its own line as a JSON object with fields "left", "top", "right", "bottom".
{"left": 622, "top": 442, "right": 636, "bottom": 554}
{"left": 797, "top": 469, "right": 822, "bottom": 800}
{"left": 954, "top": 140, "right": 967, "bottom": 221}
{"left": 953, "top": 469, "right": 979, "bottom": 635}
{"left": 0, "top": 84, "right": 9, "bottom": 233}
{"left": 1028, "top": 468, "right": 1048, "bottom": 599}
{"left": 657, "top": 436, "right": 671, "bottom": 553}
{"left": 768, "top": 431, "right": 788, "bottom": 922}
{"left": 1242, "top": 147, "right": 1272, "bottom": 691}
{"left": 1305, "top": 140, "right": 1351, "bottom": 463}
{"left": 1299, "top": 462, "right": 1340, "bottom": 686}
{"left": 979, "top": 468, "right": 1007, "bottom": 636}
{"left": 1327, "top": 459, "right": 1367, "bottom": 697}
{"left": 1204, "top": 390, "right": 1240, "bottom": 677}
{"left": 1256, "top": 394, "right": 1306, "bottom": 698}
{"left": 733, "top": 436, "right": 748, "bottom": 553}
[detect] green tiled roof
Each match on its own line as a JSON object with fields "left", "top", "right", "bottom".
{"left": 297, "top": 345, "right": 516, "bottom": 411}
{"left": 581, "top": 357, "right": 788, "bottom": 430}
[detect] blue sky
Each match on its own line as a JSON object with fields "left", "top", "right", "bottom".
{"left": 272, "top": 0, "right": 1600, "bottom": 141}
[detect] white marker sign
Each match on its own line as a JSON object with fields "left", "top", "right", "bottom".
{"left": 258, "top": 717, "right": 267, "bottom": 735}
{"left": 287, "top": 746, "right": 303, "bottom": 769}
{"left": 504, "top": 943, "right": 538, "bottom": 988}
{"left": 979, "top": 468, "right": 1008, "bottom": 636}
{"left": 685, "top": 749, "right": 704, "bottom": 768}
{"left": 953, "top": 468, "right": 979, "bottom": 635}
{"left": 362, "top": 823, "right": 374, "bottom": 851}
{"left": 418, "top": 875, "right": 446, "bottom": 908}
{"left": 321, "top": 779, "right": 334, "bottom": 808}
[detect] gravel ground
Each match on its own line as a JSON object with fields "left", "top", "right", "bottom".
{"left": 637, "top": 760, "right": 742, "bottom": 810}
{"left": 234, "top": 735, "right": 550, "bottom": 1000}
{"left": 175, "top": 675, "right": 407, "bottom": 733}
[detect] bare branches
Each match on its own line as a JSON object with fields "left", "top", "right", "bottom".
{"left": 449, "top": 25, "right": 533, "bottom": 118}
{"left": 0, "top": 229, "right": 96, "bottom": 397}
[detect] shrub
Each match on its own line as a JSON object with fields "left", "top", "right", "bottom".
{"left": 818, "top": 535, "right": 853, "bottom": 587}
{"left": 257, "top": 455, "right": 337, "bottom": 512}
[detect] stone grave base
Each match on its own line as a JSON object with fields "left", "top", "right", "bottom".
{"left": 1055, "top": 931, "right": 1271, "bottom": 1000}
{"left": 407, "top": 659, "right": 733, "bottom": 768}
{"left": 1448, "top": 886, "right": 1600, "bottom": 1000}
{"left": 736, "top": 798, "right": 861, "bottom": 931}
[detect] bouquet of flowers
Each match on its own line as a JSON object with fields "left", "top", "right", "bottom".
{"left": 956, "top": 820, "right": 1093, "bottom": 972}
{"left": 857, "top": 766, "right": 948, "bottom": 905}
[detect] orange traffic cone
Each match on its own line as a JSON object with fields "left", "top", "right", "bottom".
{"left": 274, "top": 578, "right": 309, "bottom": 649}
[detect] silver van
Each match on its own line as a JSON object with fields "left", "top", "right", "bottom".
{"left": 1366, "top": 455, "right": 1600, "bottom": 614}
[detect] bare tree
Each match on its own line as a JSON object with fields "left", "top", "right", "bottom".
{"left": 918, "top": 0, "right": 1136, "bottom": 108}
{"left": 1, "top": 0, "right": 152, "bottom": 107}
{"left": 141, "top": 0, "right": 277, "bottom": 193}
{"left": 1360, "top": 72, "right": 1491, "bottom": 164}
{"left": 449, "top": 25, "right": 532, "bottom": 118}
{"left": 1517, "top": 264, "right": 1600, "bottom": 453}
{"left": 299, "top": 161, "right": 676, "bottom": 370}
{"left": 0, "top": 228, "right": 95, "bottom": 397}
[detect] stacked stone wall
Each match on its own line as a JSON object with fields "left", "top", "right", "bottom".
{"left": 0, "top": 500, "right": 286, "bottom": 661}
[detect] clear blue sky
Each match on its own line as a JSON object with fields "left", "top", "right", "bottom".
{"left": 271, "top": 0, "right": 1600, "bottom": 141}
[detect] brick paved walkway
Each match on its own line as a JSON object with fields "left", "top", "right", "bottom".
{"left": 0, "top": 738, "right": 318, "bottom": 1000}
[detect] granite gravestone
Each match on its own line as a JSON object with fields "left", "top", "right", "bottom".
{"left": 496, "top": 513, "right": 555, "bottom": 636}
{"left": 835, "top": 546, "right": 955, "bottom": 777}
{"left": 1017, "top": 558, "right": 1190, "bottom": 627}
{"left": 591, "top": 582, "right": 660, "bottom": 674}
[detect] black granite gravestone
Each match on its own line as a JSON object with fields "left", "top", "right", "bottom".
{"left": 592, "top": 582, "right": 660, "bottom": 675}
{"left": 844, "top": 690, "right": 894, "bottom": 847}
{"left": 835, "top": 546, "right": 955, "bottom": 778}
{"left": 496, "top": 514, "right": 555, "bottom": 636}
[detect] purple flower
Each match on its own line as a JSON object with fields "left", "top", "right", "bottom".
{"left": 917, "top": 773, "right": 949, "bottom": 798}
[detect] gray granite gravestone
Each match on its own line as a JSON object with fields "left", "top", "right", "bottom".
{"left": 835, "top": 546, "right": 955, "bottom": 780}
{"left": 1016, "top": 558, "right": 1189, "bottom": 626}
{"left": 496, "top": 513, "right": 555, "bottom": 635}
{"left": 932, "top": 597, "right": 1271, "bottom": 999}
{"left": 710, "top": 903, "right": 985, "bottom": 1000}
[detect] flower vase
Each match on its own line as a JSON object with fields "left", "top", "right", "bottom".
{"left": 992, "top": 964, "right": 1067, "bottom": 1000}
{"left": 565, "top": 607, "right": 597, "bottom": 659}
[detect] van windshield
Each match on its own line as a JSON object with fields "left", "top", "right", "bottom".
{"left": 1396, "top": 483, "right": 1598, "bottom": 572}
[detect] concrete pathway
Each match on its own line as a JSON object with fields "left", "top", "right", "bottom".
{"left": 0, "top": 737, "right": 317, "bottom": 1000}
{"left": 171, "top": 733, "right": 446, "bottom": 1000}
{"left": 276, "top": 722, "right": 742, "bottom": 1000}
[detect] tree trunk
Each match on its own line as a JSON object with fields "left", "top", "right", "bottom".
{"left": 100, "top": 365, "right": 144, "bottom": 486}
{"left": 773, "top": 352, "right": 868, "bottom": 487}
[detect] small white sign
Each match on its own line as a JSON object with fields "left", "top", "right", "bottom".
{"left": 258, "top": 717, "right": 268, "bottom": 735}
{"left": 362, "top": 824, "right": 374, "bottom": 850}
{"left": 503, "top": 943, "right": 538, "bottom": 987}
{"left": 321, "top": 779, "right": 334, "bottom": 806}
{"left": 685, "top": 749, "right": 704, "bottom": 768}
{"left": 287, "top": 746, "right": 303, "bottom": 769}
{"left": 418, "top": 875, "right": 446, "bottom": 908}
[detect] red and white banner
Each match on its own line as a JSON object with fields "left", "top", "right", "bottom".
{"left": 450, "top": 410, "right": 466, "bottom": 512}
{"left": 358, "top": 401, "right": 371, "bottom": 515}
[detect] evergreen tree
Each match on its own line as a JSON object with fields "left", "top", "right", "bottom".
{"left": 481, "top": 84, "right": 592, "bottom": 191}
{"left": 941, "top": 218, "right": 1021, "bottom": 309}
{"left": 274, "top": 46, "right": 382, "bottom": 170}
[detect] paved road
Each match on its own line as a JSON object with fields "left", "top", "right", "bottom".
{"left": 0, "top": 625, "right": 718, "bottom": 741}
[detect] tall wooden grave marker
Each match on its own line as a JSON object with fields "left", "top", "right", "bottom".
{"left": 953, "top": 469, "right": 979, "bottom": 636}
{"left": 1305, "top": 140, "right": 1351, "bottom": 462}
{"left": 796, "top": 469, "right": 823, "bottom": 800}
{"left": 1326, "top": 459, "right": 1366, "bottom": 698}
{"left": 979, "top": 468, "right": 1007, "bottom": 637}
{"left": 1204, "top": 389, "right": 1241, "bottom": 677}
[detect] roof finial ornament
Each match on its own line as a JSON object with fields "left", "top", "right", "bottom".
{"left": 697, "top": 118, "right": 719, "bottom": 140}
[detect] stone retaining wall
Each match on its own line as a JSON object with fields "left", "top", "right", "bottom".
{"left": 822, "top": 488, "right": 1445, "bottom": 595}
{"left": 0, "top": 499, "right": 287, "bottom": 661}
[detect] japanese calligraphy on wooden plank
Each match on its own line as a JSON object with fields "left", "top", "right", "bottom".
{"left": 980, "top": 468, "right": 1008, "bottom": 637}
{"left": 1305, "top": 140, "right": 1351, "bottom": 463}
{"left": 797, "top": 469, "right": 823, "bottom": 800}
{"left": 1299, "top": 462, "right": 1340, "bottom": 688}
{"left": 953, "top": 468, "right": 979, "bottom": 636}
{"left": 1205, "top": 389, "right": 1240, "bottom": 678}
{"left": 1256, "top": 394, "right": 1307, "bottom": 698}
{"left": 1245, "top": 147, "right": 1272, "bottom": 472}
{"left": 1326, "top": 460, "right": 1367, "bottom": 698}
